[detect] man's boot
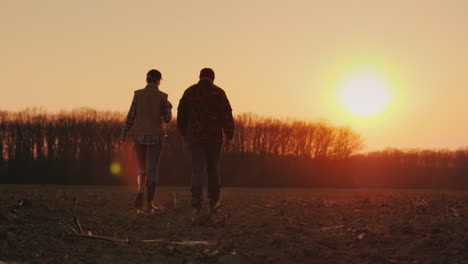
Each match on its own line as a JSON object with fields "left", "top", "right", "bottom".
{"left": 191, "top": 188, "right": 203, "bottom": 221}
{"left": 209, "top": 190, "right": 221, "bottom": 213}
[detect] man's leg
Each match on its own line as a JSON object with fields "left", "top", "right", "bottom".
{"left": 190, "top": 143, "right": 206, "bottom": 212}
{"left": 206, "top": 144, "right": 222, "bottom": 210}
{"left": 134, "top": 142, "right": 148, "bottom": 209}
{"left": 146, "top": 142, "right": 163, "bottom": 210}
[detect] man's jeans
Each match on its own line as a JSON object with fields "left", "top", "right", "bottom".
{"left": 134, "top": 142, "right": 163, "bottom": 202}
{"left": 189, "top": 143, "right": 222, "bottom": 209}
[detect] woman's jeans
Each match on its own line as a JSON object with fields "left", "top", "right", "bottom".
{"left": 189, "top": 143, "right": 222, "bottom": 210}
{"left": 134, "top": 142, "right": 163, "bottom": 203}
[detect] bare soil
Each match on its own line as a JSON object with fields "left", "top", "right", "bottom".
{"left": 0, "top": 186, "right": 467, "bottom": 264}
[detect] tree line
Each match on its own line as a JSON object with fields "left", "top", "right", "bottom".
{"left": 0, "top": 108, "right": 467, "bottom": 188}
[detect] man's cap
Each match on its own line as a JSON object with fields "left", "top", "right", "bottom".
{"left": 147, "top": 69, "right": 162, "bottom": 82}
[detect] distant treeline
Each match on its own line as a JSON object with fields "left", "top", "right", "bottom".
{"left": 0, "top": 109, "right": 467, "bottom": 188}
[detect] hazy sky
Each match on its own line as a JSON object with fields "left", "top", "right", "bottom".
{"left": 1, "top": 0, "right": 468, "bottom": 151}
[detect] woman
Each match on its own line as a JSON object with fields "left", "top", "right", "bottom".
{"left": 121, "top": 69, "right": 172, "bottom": 213}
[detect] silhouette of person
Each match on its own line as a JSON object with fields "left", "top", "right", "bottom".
{"left": 121, "top": 69, "right": 172, "bottom": 213}
{"left": 177, "top": 68, "right": 234, "bottom": 217}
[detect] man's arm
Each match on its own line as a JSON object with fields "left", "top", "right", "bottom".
{"left": 221, "top": 91, "right": 234, "bottom": 141}
{"left": 177, "top": 92, "right": 188, "bottom": 137}
{"left": 121, "top": 95, "right": 137, "bottom": 141}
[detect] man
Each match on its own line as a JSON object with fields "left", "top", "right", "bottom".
{"left": 177, "top": 68, "right": 234, "bottom": 216}
{"left": 121, "top": 69, "right": 172, "bottom": 213}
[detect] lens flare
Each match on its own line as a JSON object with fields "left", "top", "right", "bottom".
{"left": 109, "top": 162, "right": 121, "bottom": 175}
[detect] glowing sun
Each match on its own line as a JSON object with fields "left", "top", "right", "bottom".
{"left": 337, "top": 70, "right": 392, "bottom": 117}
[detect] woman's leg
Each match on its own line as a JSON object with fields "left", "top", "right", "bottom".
{"left": 146, "top": 142, "right": 163, "bottom": 207}
{"left": 134, "top": 142, "right": 148, "bottom": 208}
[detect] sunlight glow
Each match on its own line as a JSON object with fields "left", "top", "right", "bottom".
{"left": 336, "top": 68, "right": 393, "bottom": 118}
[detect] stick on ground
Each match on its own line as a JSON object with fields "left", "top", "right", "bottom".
{"left": 72, "top": 198, "right": 84, "bottom": 234}
{"left": 320, "top": 225, "right": 345, "bottom": 232}
{"left": 72, "top": 234, "right": 129, "bottom": 243}
{"left": 142, "top": 239, "right": 211, "bottom": 246}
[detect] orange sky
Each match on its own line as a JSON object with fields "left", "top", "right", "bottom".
{"left": 1, "top": 0, "right": 468, "bottom": 151}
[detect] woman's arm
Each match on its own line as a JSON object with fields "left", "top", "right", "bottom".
{"left": 161, "top": 99, "right": 173, "bottom": 123}
{"left": 121, "top": 95, "right": 137, "bottom": 141}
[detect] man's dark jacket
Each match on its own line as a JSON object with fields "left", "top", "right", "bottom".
{"left": 177, "top": 79, "right": 234, "bottom": 144}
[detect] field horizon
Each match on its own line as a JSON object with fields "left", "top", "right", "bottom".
{"left": 2, "top": 108, "right": 468, "bottom": 189}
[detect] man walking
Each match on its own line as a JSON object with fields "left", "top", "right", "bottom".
{"left": 121, "top": 69, "right": 172, "bottom": 213}
{"left": 177, "top": 68, "right": 234, "bottom": 216}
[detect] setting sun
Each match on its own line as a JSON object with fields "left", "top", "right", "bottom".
{"left": 336, "top": 69, "right": 392, "bottom": 118}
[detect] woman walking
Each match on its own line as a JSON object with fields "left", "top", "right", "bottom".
{"left": 121, "top": 69, "right": 172, "bottom": 213}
